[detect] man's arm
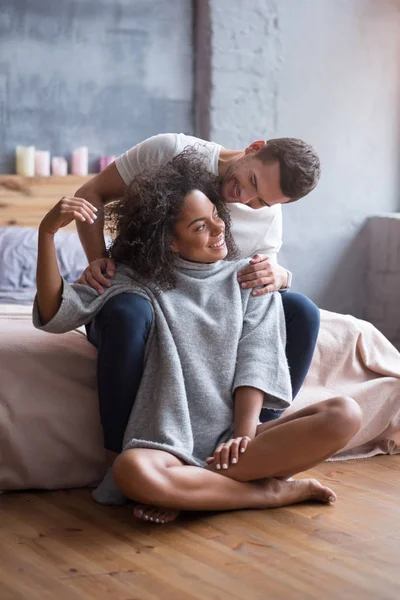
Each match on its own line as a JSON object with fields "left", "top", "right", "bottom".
{"left": 75, "top": 162, "right": 127, "bottom": 263}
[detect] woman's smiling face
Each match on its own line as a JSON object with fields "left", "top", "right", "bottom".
{"left": 170, "top": 189, "right": 228, "bottom": 263}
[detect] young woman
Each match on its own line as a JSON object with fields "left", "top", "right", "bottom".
{"left": 34, "top": 151, "right": 361, "bottom": 524}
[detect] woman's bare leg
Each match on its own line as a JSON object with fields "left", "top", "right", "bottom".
{"left": 207, "top": 397, "right": 362, "bottom": 480}
{"left": 129, "top": 397, "right": 355, "bottom": 521}
{"left": 113, "top": 396, "right": 360, "bottom": 520}
{"left": 113, "top": 448, "right": 336, "bottom": 517}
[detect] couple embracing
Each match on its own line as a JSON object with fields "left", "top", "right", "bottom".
{"left": 34, "top": 133, "right": 361, "bottom": 524}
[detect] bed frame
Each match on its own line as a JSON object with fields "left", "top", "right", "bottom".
{"left": 0, "top": 175, "right": 93, "bottom": 229}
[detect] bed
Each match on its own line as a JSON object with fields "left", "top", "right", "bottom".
{"left": 1, "top": 221, "right": 400, "bottom": 492}
{"left": 0, "top": 225, "right": 106, "bottom": 491}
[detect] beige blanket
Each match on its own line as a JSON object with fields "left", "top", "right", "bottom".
{"left": 0, "top": 305, "right": 106, "bottom": 491}
{"left": 294, "top": 310, "right": 400, "bottom": 460}
{"left": 1, "top": 306, "right": 399, "bottom": 491}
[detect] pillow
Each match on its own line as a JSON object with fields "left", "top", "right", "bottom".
{"left": 0, "top": 227, "right": 90, "bottom": 304}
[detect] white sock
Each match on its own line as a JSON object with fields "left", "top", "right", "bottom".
{"left": 91, "top": 468, "right": 128, "bottom": 506}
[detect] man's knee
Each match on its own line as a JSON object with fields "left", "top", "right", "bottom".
{"left": 282, "top": 292, "right": 320, "bottom": 332}
{"left": 97, "top": 293, "right": 153, "bottom": 334}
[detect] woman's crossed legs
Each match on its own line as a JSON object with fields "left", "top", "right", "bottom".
{"left": 113, "top": 396, "right": 362, "bottom": 523}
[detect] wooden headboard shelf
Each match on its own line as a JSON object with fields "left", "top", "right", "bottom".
{"left": 0, "top": 175, "right": 93, "bottom": 229}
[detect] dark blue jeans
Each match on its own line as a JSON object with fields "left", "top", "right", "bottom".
{"left": 87, "top": 291, "right": 320, "bottom": 453}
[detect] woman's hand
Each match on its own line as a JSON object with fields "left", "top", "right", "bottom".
{"left": 237, "top": 254, "right": 289, "bottom": 295}
{"left": 39, "top": 196, "right": 98, "bottom": 236}
{"left": 206, "top": 436, "right": 251, "bottom": 470}
{"left": 75, "top": 258, "right": 116, "bottom": 294}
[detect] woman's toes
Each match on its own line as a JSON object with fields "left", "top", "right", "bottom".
{"left": 132, "top": 504, "right": 180, "bottom": 524}
{"left": 133, "top": 505, "right": 145, "bottom": 519}
{"left": 326, "top": 490, "right": 337, "bottom": 503}
{"left": 158, "top": 511, "right": 170, "bottom": 523}
{"left": 133, "top": 505, "right": 153, "bottom": 521}
{"left": 154, "top": 511, "right": 165, "bottom": 524}
{"left": 143, "top": 508, "right": 154, "bottom": 521}
{"left": 160, "top": 509, "right": 180, "bottom": 523}
{"left": 307, "top": 478, "right": 337, "bottom": 503}
{"left": 150, "top": 509, "right": 162, "bottom": 523}
{"left": 132, "top": 505, "right": 168, "bottom": 523}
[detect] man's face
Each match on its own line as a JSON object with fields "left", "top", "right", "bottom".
{"left": 220, "top": 151, "right": 290, "bottom": 209}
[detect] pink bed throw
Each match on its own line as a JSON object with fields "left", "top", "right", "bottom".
{"left": 294, "top": 309, "right": 400, "bottom": 460}
{"left": 0, "top": 306, "right": 106, "bottom": 491}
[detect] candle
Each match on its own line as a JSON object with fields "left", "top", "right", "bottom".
{"left": 35, "top": 150, "right": 50, "bottom": 176}
{"left": 99, "top": 155, "right": 116, "bottom": 172}
{"left": 72, "top": 146, "right": 88, "bottom": 176}
{"left": 51, "top": 156, "right": 68, "bottom": 176}
{"left": 16, "top": 146, "right": 35, "bottom": 176}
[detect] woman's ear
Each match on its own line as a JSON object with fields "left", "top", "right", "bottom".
{"left": 170, "top": 237, "right": 179, "bottom": 253}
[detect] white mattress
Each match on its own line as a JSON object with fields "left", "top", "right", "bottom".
{"left": 0, "top": 303, "right": 87, "bottom": 336}
{"left": 0, "top": 303, "right": 33, "bottom": 318}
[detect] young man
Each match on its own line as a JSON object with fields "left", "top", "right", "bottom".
{"left": 70, "top": 133, "right": 321, "bottom": 505}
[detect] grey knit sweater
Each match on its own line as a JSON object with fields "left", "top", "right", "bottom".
{"left": 33, "top": 258, "right": 292, "bottom": 466}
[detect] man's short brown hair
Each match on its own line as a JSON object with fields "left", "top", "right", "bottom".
{"left": 256, "top": 138, "right": 321, "bottom": 201}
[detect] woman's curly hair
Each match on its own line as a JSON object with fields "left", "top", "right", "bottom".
{"left": 106, "top": 148, "right": 237, "bottom": 290}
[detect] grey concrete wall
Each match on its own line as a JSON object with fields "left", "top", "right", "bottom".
{"left": 365, "top": 214, "right": 400, "bottom": 349}
{"left": 0, "top": 0, "right": 193, "bottom": 173}
{"left": 207, "top": 0, "right": 400, "bottom": 317}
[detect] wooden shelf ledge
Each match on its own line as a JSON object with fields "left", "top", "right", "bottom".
{"left": 0, "top": 175, "right": 94, "bottom": 229}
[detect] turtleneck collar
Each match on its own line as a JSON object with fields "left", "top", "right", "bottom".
{"left": 173, "top": 256, "right": 224, "bottom": 272}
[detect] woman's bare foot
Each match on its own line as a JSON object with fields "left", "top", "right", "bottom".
{"left": 133, "top": 504, "right": 180, "bottom": 524}
{"left": 132, "top": 478, "right": 334, "bottom": 523}
{"left": 258, "top": 477, "right": 336, "bottom": 508}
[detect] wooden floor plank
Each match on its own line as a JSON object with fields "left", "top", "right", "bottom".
{"left": 1, "top": 456, "right": 400, "bottom": 600}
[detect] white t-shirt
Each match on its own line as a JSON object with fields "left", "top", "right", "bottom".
{"left": 115, "top": 133, "right": 283, "bottom": 263}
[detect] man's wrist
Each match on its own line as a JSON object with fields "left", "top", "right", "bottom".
{"left": 280, "top": 269, "right": 292, "bottom": 290}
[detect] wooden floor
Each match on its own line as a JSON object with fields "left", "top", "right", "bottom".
{"left": 1, "top": 456, "right": 400, "bottom": 600}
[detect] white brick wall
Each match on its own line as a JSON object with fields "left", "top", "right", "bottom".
{"left": 204, "top": 0, "right": 400, "bottom": 314}
{"left": 209, "top": 0, "right": 280, "bottom": 147}
{"left": 365, "top": 214, "right": 400, "bottom": 349}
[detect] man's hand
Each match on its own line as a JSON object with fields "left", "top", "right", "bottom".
{"left": 206, "top": 436, "right": 251, "bottom": 470}
{"left": 75, "top": 258, "right": 116, "bottom": 294}
{"left": 237, "top": 254, "right": 289, "bottom": 296}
